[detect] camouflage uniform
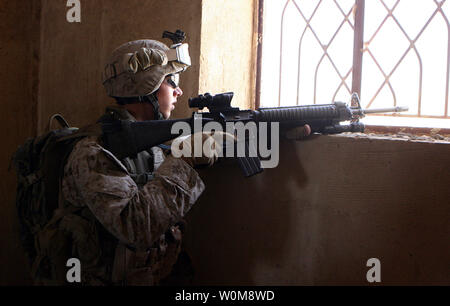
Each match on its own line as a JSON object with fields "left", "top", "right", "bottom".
{"left": 61, "top": 106, "right": 205, "bottom": 285}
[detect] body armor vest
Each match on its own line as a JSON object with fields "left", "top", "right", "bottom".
{"left": 97, "top": 106, "right": 166, "bottom": 186}
{"left": 97, "top": 106, "right": 187, "bottom": 286}
{"left": 122, "top": 147, "right": 164, "bottom": 186}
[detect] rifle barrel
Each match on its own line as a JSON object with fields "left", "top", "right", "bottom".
{"left": 361, "top": 106, "right": 409, "bottom": 114}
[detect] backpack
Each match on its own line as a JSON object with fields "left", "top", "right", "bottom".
{"left": 11, "top": 114, "right": 92, "bottom": 283}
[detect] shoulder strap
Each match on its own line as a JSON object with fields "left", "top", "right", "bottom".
{"left": 46, "top": 114, "right": 70, "bottom": 132}
{"left": 57, "top": 124, "right": 102, "bottom": 142}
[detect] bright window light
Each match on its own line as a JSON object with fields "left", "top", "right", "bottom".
{"left": 260, "top": 0, "right": 450, "bottom": 128}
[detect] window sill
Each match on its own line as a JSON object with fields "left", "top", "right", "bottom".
{"left": 333, "top": 125, "right": 450, "bottom": 144}
{"left": 365, "top": 125, "right": 450, "bottom": 137}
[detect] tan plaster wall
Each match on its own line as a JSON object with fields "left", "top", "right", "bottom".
{"left": 185, "top": 136, "right": 450, "bottom": 285}
{"left": 0, "top": 0, "right": 39, "bottom": 285}
{"left": 199, "top": 0, "right": 257, "bottom": 110}
{"left": 38, "top": 0, "right": 202, "bottom": 133}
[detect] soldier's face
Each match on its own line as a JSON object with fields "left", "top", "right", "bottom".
{"left": 157, "top": 76, "right": 183, "bottom": 119}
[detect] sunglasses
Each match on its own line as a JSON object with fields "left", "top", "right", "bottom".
{"left": 166, "top": 74, "right": 180, "bottom": 89}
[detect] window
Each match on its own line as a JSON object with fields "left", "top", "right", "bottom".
{"left": 259, "top": 0, "right": 450, "bottom": 128}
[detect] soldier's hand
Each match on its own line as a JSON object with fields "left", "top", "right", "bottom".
{"left": 285, "top": 124, "right": 311, "bottom": 140}
{"left": 171, "top": 131, "right": 236, "bottom": 167}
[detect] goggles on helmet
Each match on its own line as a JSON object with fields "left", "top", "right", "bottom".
{"left": 102, "top": 43, "right": 190, "bottom": 84}
{"left": 166, "top": 43, "right": 191, "bottom": 67}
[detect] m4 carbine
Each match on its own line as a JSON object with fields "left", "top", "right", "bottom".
{"left": 188, "top": 92, "right": 407, "bottom": 133}
{"left": 102, "top": 92, "right": 408, "bottom": 177}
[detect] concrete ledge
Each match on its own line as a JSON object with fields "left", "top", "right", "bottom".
{"left": 332, "top": 132, "right": 450, "bottom": 144}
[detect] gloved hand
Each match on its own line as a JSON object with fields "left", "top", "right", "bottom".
{"left": 285, "top": 124, "right": 312, "bottom": 140}
{"left": 171, "top": 131, "right": 236, "bottom": 167}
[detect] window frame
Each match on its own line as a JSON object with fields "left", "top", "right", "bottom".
{"left": 255, "top": 0, "right": 450, "bottom": 135}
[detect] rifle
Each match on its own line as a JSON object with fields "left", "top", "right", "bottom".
{"left": 101, "top": 92, "right": 408, "bottom": 177}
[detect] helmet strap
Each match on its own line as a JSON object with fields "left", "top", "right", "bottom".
{"left": 140, "top": 92, "right": 164, "bottom": 120}
{"left": 114, "top": 93, "right": 164, "bottom": 120}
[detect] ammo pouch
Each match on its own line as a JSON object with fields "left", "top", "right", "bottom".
{"left": 32, "top": 206, "right": 102, "bottom": 286}
{"left": 112, "top": 224, "right": 183, "bottom": 286}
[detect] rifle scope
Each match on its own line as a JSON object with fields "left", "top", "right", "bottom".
{"left": 188, "top": 92, "right": 234, "bottom": 110}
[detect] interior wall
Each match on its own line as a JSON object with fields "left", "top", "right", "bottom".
{"left": 38, "top": 0, "right": 202, "bottom": 133}
{"left": 199, "top": 0, "right": 257, "bottom": 110}
{"left": 2, "top": 0, "right": 258, "bottom": 285}
{"left": 185, "top": 136, "right": 450, "bottom": 285}
{"left": 1, "top": 0, "right": 203, "bottom": 285}
{"left": 0, "top": 0, "right": 40, "bottom": 285}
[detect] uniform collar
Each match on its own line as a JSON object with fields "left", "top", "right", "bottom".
{"left": 104, "top": 105, "right": 137, "bottom": 122}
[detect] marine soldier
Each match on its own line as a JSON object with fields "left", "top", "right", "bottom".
{"left": 54, "top": 33, "right": 310, "bottom": 286}
{"left": 60, "top": 36, "right": 224, "bottom": 285}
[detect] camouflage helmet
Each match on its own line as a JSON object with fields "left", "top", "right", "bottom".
{"left": 102, "top": 39, "right": 191, "bottom": 98}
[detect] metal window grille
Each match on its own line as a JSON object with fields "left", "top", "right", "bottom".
{"left": 259, "top": 0, "right": 450, "bottom": 125}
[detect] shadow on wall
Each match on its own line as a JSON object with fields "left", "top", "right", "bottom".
{"left": 184, "top": 139, "right": 309, "bottom": 285}
{"left": 184, "top": 135, "right": 450, "bottom": 285}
